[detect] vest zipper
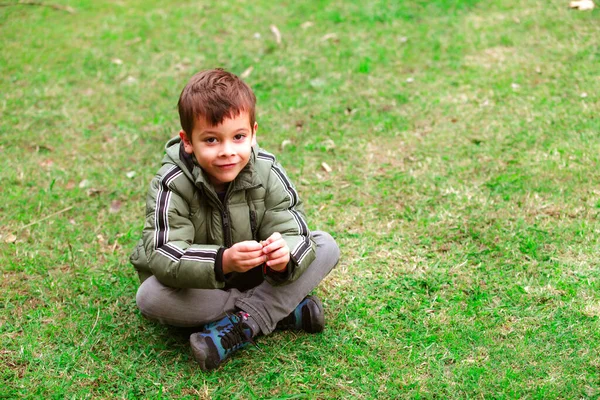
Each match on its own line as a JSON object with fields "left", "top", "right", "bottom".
{"left": 222, "top": 186, "right": 233, "bottom": 248}
{"left": 222, "top": 209, "right": 233, "bottom": 248}
{"left": 201, "top": 185, "right": 233, "bottom": 248}
{"left": 246, "top": 191, "right": 259, "bottom": 242}
{"left": 249, "top": 210, "right": 258, "bottom": 242}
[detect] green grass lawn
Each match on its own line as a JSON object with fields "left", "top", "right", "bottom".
{"left": 2, "top": 0, "right": 600, "bottom": 398}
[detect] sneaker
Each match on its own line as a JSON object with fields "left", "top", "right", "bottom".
{"left": 190, "top": 312, "right": 257, "bottom": 371}
{"left": 276, "top": 295, "right": 325, "bottom": 333}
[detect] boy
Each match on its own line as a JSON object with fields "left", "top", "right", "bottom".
{"left": 129, "top": 69, "right": 340, "bottom": 371}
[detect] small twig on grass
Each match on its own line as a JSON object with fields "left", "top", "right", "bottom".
{"left": 19, "top": 205, "right": 74, "bottom": 230}
{"left": 81, "top": 307, "right": 101, "bottom": 347}
{"left": 67, "top": 240, "right": 76, "bottom": 270}
{"left": 267, "top": 334, "right": 300, "bottom": 362}
{"left": 63, "top": 307, "right": 100, "bottom": 380}
{"left": 0, "top": 0, "right": 75, "bottom": 13}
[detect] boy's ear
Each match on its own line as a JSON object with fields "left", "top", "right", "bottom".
{"left": 179, "top": 130, "right": 194, "bottom": 154}
{"left": 251, "top": 122, "right": 258, "bottom": 146}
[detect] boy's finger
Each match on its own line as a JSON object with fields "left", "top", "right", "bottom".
{"left": 266, "top": 255, "right": 289, "bottom": 267}
{"left": 240, "top": 249, "right": 266, "bottom": 260}
{"left": 265, "top": 248, "right": 288, "bottom": 261}
{"left": 237, "top": 241, "right": 263, "bottom": 252}
{"left": 262, "top": 238, "right": 285, "bottom": 254}
{"left": 268, "top": 232, "right": 282, "bottom": 242}
{"left": 240, "top": 256, "right": 267, "bottom": 268}
{"left": 261, "top": 232, "right": 282, "bottom": 247}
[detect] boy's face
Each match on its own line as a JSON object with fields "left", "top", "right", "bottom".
{"left": 180, "top": 111, "right": 257, "bottom": 192}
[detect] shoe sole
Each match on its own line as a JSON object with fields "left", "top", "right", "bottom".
{"left": 189, "top": 333, "right": 211, "bottom": 371}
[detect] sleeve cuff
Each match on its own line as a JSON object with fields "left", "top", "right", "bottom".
{"left": 263, "top": 261, "right": 293, "bottom": 283}
{"left": 214, "top": 247, "right": 227, "bottom": 282}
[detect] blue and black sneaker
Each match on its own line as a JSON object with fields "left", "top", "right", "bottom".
{"left": 276, "top": 295, "right": 325, "bottom": 333}
{"left": 190, "top": 312, "right": 257, "bottom": 371}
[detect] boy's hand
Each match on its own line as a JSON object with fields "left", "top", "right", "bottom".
{"left": 261, "top": 232, "right": 290, "bottom": 272}
{"left": 222, "top": 241, "right": 266, "bottom": 274}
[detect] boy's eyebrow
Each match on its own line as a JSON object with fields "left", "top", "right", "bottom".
{"left": 199, "top": 129, "right": 221, "bottom": 135}
{"left": 200, "top": 127, "right": 250, "bottom": 135}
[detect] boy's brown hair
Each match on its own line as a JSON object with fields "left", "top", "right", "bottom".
{"left": 177, "top": 69, "right": 256, "bottom": 137}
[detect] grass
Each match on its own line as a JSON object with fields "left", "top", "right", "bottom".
{"left": 1, "top": 0, "right": 600, "bottom": 398}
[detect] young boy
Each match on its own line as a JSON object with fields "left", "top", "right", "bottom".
{"left": 129, "top": 69, "right": 340, "bottom": 371}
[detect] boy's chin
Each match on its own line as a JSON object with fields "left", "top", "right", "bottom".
{"left": 211, "top": 174, "right": 236, "bottom": 188}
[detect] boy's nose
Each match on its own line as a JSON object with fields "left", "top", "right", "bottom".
{"left": 220, "top": 141, "right": 236, "bottom": 157}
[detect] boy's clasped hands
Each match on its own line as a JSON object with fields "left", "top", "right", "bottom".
{"left": 222, "top": 232, "right": 289, "bottom": 274}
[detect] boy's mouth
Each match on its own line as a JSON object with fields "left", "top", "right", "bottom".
{"left": 215, "top": 163, "right": 237, "bottom": 169}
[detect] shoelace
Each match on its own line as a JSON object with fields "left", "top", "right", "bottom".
{"left": 220, "top": 314, "right": 259, "bottom": 351}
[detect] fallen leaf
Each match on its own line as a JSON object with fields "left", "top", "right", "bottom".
{"left": 406, "top": 77, "right": 414, "bottom": 83}
{"left": 270, "top": 25, "right": 282, "bottom": 44}
{"left": 35, "top": 145, "right": 54, "bottom": 153}
{"left": 87, "top": 188, "right": 103, "bottom": 197}
{"left": 320, "top": 139, "right": 336, "bottom": 151}
{"left": 110, "top": 200, "right": 122, "bottom": 214}
{"left": 174, "top": 63, "right": 188, "bottom": 72}
{"left": 399, "top": 36, "right": 408, "bottom": 43}
{"left": 310, "top": 78, "right": 326, "bottom": 88}
{"left": 301, "top": 21, "right": 314, "bottom": 29}
{"left": 4, "top": 234, "right": 17, "bottom": 243}
{"left": 126, "top": 171, "right": 136, "bottom": 179}
{"left": 511, "top": 83, "right": 520, "bottom": 90}
{"left": 570, "top": 0, "right": 595, "bottom": 10}
{"left": 295, "top": 120, "right": 304, "bottom": 131}
{"left": 66, "top": 181, "right": 76, "bottom": 190}
{"left": 124, "top": 76, "right": 137, "bottom": 85}
{"left": 321, "top": 162, "right": 332, "bottom": 173}
{"left": 345, "top": 107, "right": 359, "bottom": 116}
{"left": 253, "top": 32, "right": 261, "bottom": 39}
{"left": 79, "top": 179, "right": 91, "bottom": 188}
{"left": 281, "top": 139, "right": 293, "bottom": 150}
{"left": 111, "top": 58, "right": 123, "bottom": 65}
{"left": 320, "top": 33, "right": 338, "bottom": 42}
{"left": 241, "top": 66, "right": 254, "bottom": 79}
{"left": 581, "top": 92, "right": 588, "bottom": 98}
{"left": 535, "top": 66, "right": 542, "bottom": 74}
{"left": 125, "top": 37, "right": 142, "bottom": 46}
{"left": 39, "top": 159, "right": 54, "bottom": 168}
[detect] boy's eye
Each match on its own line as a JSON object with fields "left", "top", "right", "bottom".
{"left": 204, "top": 137, "right": 217, "bottom": 144}
{"left": 234, "top": 134, "right": 246, "bottom": 141}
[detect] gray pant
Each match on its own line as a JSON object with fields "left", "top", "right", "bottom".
{"left": 135, "top": 231, "right": 340, "bottom": 335}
